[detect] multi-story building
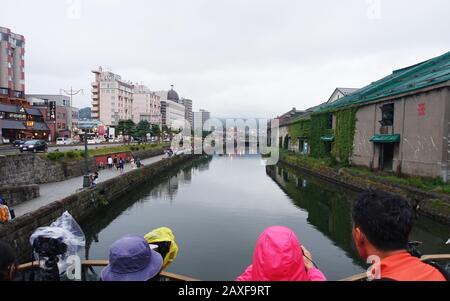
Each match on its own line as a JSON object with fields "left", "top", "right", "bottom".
{"left": 91, "top": 67, "right": 134, "bottom": 126}
{"left": 161, "top": 100, "right": 185, "bottom": 130}
{"left": 0, "top": 26, "right": 26, "bottom": 107}
{"left": 193, "top": 109, "right": 211, "bottom": 129}
{"left": 133, "top": 84, "right": 161, "bottom": 127}
{"left": 157, "top": 85, "right": 194, "bottom": 127}
{"left": 26, "top": 94, "right": 76, "bottom": 140}
{"left": 71, "top": 107, "right": 79, "bottom": 132}
{"left": 158, "top": 85, "right": 186, "bottom": 130}
{"left": 0, "top": 103, "right": 50, "bottom": 143}
{"left": 179, "top": 98, "right": 193, "bottom": 126}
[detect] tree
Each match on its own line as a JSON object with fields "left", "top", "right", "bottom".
{"left": 151, "top": 124, "right": 161, "bottom": 138}
{"left": 117, "top": 119, "right": 136, "bottom": 137}
{"left": 136, "top": 120, "right": 151, "bottom": 138}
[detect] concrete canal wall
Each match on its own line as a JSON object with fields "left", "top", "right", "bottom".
{"left": 0, "top": 185, "right": 39, "bottom": 207}
{"left": 279, "top": 156, "right": 450, "bottom": 225}
{"left": 0, "top": 148, "right": 165, "bottom": 205}
{"left": 0, "top": 148, "right": 165, "bottom": 186}
{"left": 0, "top": 154, "right": 196, "bottom": 262}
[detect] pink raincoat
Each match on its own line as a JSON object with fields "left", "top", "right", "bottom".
{"left": 236, "top": 226, "right": 326, "bottom": 281}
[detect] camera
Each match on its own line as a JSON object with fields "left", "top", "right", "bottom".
{"left": 33, "top": 236, "right": 67, "bottom": 258}
{"left": 32, "top": 236, "right": 68, "bottom": 281}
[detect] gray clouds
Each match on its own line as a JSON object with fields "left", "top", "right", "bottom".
{"left": 1, "top": 0, "right": 449, "bottom": 117}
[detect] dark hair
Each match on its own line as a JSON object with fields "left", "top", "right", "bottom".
{"left": 352, "top": 190, "right": 415, "bottom": 251}
{"left": 0, "top": 240, "right": 16, "bottom": 281}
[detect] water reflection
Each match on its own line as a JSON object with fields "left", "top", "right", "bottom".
{"left": 266, "top": 164, "right": 364, "bottom": 267}
{"left": 80, "top": 155, "right": 450, "bottom": 280}
{"left": 267, "top": 163, "right": 450, "bottom": 265}
{"left": 82, "top": 156, "right": 213, "bottom": 257}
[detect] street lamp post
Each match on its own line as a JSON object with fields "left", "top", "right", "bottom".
{"left": 60, "top": 87, "right": 84, "bottom": 138}
{"left": 81, "top": 126, "right": 90, "bottom": 188}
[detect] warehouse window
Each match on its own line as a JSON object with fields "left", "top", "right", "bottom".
{"left": 380, "top": 104, "right": 394, "bottom": 126}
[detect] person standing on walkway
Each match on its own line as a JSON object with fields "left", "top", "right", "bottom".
{"left": 131, "top": 157, "right": 137, "bottom": 169}
{"left": 107, "top": 156, "right": 113, "bottom": 169}
{"left": 118, "top": 157, "right": 125, "bottom": 173}
{"left": 113, "top": 156, "right": 118, "bottom": 170}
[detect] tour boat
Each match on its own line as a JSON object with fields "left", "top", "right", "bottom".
{"left": 17, "top": 254, "right": 450, "bottom": 281}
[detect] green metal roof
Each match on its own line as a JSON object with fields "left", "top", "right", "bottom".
{"left": 316, "top": 51, "right": 450, "bottom": 112}
{"left": 320, "top": 135, "right": 335, "bottom": 142}
{"left": 370, "top": 134, "right": 401, "bottom": 143}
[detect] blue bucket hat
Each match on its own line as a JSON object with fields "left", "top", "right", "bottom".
{"left": 101, "top": 235, "right": 163, "bottom": 281}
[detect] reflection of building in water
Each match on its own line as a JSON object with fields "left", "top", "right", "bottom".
{"left": 182, "top": 169, "right": 192, "bottom": 183}
{"left": 266, "top": 164, "right": 361, "bottom": 264}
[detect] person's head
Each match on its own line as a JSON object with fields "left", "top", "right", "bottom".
{"left": 249, "top": 226, "right": 307, "bottom": 281}
{"left": 0, "top": 240, "right": 16, "bottom": 281}
{"left": 0, "top": 197, "right": 5, "bottom": 205}
{"left": 352, "top": 190, "right": 415, "bottom": 260}
{"left": 101, "top": 235, "right": 163, "bottom": 281}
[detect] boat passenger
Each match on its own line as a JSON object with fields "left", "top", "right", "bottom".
{"left": 352, "top": 190, "right": 447, "bottom": 281}
{"left": 101, "top": 235, "right": 163, "bottom": 281}
{"left": 0, "top": 240, "right": 16, "bottom": 281}
{"left": 236, "top": 226, "right": 326, "bottom": 281}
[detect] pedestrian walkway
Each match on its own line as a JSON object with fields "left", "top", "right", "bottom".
{"left": 13, "top": 154, "right": 166, "bottom": 217}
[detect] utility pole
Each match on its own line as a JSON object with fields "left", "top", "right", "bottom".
{"left": 60, "top": 87, "right": 90, "bottom": 188}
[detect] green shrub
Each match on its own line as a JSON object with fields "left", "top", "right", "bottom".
{"left": 47, "top": 151, "right": 65, "bottom": 161}
{"left": 65, "top": 150, "right": 79, "bottom": 159}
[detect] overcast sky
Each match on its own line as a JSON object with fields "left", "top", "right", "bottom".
{"left": 1, "top": 0, "right": 449, "bottom": 118}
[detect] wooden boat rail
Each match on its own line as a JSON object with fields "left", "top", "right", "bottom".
{"left": 17, "top": 260, "right": 200, "bottom": 282}
{"left": 18, "top": 254, "right": 450, "bottom": 282}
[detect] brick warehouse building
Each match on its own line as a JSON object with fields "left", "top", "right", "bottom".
{"left": 277, "top": 51, "right": 450, "bottom": 182}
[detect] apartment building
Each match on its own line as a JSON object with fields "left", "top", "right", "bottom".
{"left": 91, "top": 67, "right": 134, "bottom": 126}
{"left": 133, "top": 84, "right": 161, "bottom": 127}
{"left": 0, "top": 26, "right": 26, "bottom": 107}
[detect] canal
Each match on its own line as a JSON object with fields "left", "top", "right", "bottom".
{"left": 80, "top": 155, "right": 450, "bottom": 281}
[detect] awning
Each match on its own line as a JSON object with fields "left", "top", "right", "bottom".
{"left": 26, "top": 108, "right": 43, "bottom": 116}
{"left": 33, "top": 122, "right": 50, "bottom": 131}
{"left": 0, "top": 120, "right": 50, "bottom": 131}
{"left": 0, "top": 119, "right": 26, "bottom": 130}
{"left": 320, "top": 135, "right": 335, "bottom": 142}
{"left": 370, "top": 134, "right": 401, "bottom": 143}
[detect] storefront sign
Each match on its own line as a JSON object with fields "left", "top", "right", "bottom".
{"left": 25, "top": 121, "right": 34, "bottom": 129}
{"left": 48, "top": 101, "right": 56, "bottom": 121}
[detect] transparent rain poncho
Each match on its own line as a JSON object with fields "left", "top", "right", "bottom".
{"left": 29, "top": 211, "right": 86, "bottom": 274}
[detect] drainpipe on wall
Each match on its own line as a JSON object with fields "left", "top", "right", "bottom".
{"left": 443, "top": 163, "right": 448, "bottom": 183}
{"left": 399, "top": 98, "right": 406, "bottom": 173}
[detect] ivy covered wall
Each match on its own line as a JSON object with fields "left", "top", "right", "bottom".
{"left": 332, "top": 108, "right": 357, "bottom": 166}
{"left": 309, "top": 113, "right": 334, "bottom": 158}
{"left": 287, "top": 119, "right": 311, "bottom": 146}
{"left": 279, "top": 107, "right": 357, "bottom": 163}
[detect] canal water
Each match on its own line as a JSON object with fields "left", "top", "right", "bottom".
{"left": 81, "top": 155, "right": 450, "bottom": 281}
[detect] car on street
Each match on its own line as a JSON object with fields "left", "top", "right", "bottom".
{"left": 56, "top": 137, "right": 73, "bottom": 145}
{"left": 19, "top": 140, "right": 48, "bottom": 153}
{"left": 13, "top": 139, "right": 26, "bottom": 147}
{"left": 87, "top": 137, "right": 102, "bottom": 144}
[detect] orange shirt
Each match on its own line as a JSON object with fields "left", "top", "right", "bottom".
{"left": 380, "top": 252, "right": 446, "bottom": 281}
